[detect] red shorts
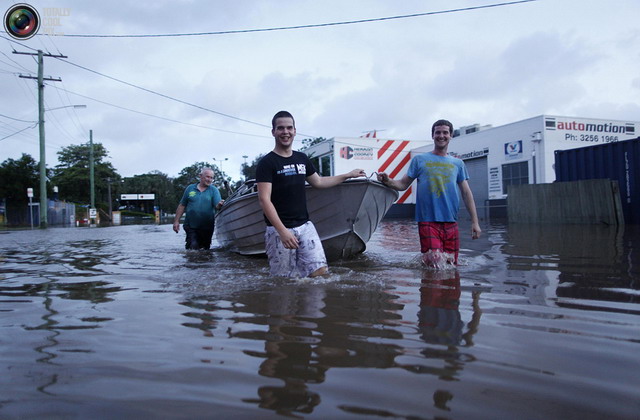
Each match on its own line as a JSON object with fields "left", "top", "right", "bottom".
{"left": 418, "top": 222, "right": 460, "bottom": 264}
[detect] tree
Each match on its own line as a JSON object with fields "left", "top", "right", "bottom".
{"left": 299, "top": 137, "right": 328, "bottom": 152}
{"left": 0, "top": 153, "right": 41, "bottom": 224}
{"left": 241, "top": 153, "right": 265, "bottom": 181}
{"left": 51, "top": 143, "right": 120, "bottom": 206}
{"left": 122, "top": 171, "right": 175, "bottom": 213}
{"left": 173, "top": 161, "right": 232, "bottom": 200}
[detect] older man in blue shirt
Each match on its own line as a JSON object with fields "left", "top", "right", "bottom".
{"left": 173, "top": 167, "right": 224, "bottom": 250}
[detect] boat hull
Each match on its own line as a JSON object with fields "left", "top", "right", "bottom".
{"left": 214, "top": 179, "right": 398, "bottom": 261}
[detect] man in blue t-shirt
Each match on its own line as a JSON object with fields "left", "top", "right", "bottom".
{"left": 173, "top": 167, "right": 224, "bottom": 250}
{"left": 256, "top": 110, "right": 365, "bottom": 277}
{"left": 377, "top": 119, "right": 481, "bottom": 267}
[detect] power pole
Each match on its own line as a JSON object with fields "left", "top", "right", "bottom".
{"left": 16, "top": 49, "right": 66, "bottom": 228}
{"left": 90, "top": 129, "right": 95, "bottom": 210}
{"left": 106, "top": 177, "right": 113, "bottom": 225}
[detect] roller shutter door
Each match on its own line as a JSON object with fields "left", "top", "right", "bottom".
{"left": 459, "top": 156, "right": 488, "bottom": 221}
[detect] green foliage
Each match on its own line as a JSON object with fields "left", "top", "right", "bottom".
{"left": 0, "top": 153, "right": 41, "bottom": 209}
{"left": 241, "top": 153, "right": 265, "bottom": 181}
{"left": 173, "top": 161, "right": 231, "bottom": 200}
{"left": 3, "top": 149, "right": 257, "bottom": 222}
{"left": 51, "top": 142, "right": 120, "bottom": 205}
{"left": 122, "top": 170, "right": 175, "bottom": 213}
{"left": 299, "top": 137, "right": 327, "bottom": 152}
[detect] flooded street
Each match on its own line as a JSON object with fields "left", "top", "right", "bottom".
{"left": 1, "top": 219, "right": 639, "bottom": 419}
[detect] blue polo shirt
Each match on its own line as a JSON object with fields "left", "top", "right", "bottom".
{"left": 179, "top": 183, "right": 222, "bottom": 229}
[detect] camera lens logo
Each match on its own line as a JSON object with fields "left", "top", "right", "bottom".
{"left": 4, "top": 4, "right": 40, "bottom": 40}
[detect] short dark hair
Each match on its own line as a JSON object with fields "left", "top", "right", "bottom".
{"left": 432, "top": 119, "right": 453, "bottom": 135}
{"left": 272, "top": 110, "right": 295, "bottom": 130}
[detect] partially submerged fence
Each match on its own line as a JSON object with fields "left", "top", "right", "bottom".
{"left": 507, "top": 179, "right": 624, "bottom": 225}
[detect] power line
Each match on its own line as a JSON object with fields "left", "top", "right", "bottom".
{"left": 54, "top": 57, "right": 273, "bottom": 129}
{"left": 2, "top": 34, "right": 284, "bottom": 134}
{"left": 0, "top": 123, "right": 37, "bottom": 141}
{"left": 52, "top": 58, "right": 319, "bottom": 137}
{"left": 50, "top": 84, "right": 272, "bottom": 139}
{"left": 49, "top": 1, "right": 536, "bottom": 38}
{"left": 0, "top": 113, "right": 36, "bottom": 123}
{"left": 0, "top": 51, "right": 31, "bottom": 72}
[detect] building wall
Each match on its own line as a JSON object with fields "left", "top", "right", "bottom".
{"left": 301, "top": 115, "right": 639, "bottom": 219}
{"left": 303, "top": 137, "right": 432, "bottom": 206}
{"left": 412, "top": 115, "right": 640, "bottom": 202}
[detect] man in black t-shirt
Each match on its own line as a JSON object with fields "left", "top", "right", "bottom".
{"left": 256, "top": 110, "right": 365, "bottom": 277}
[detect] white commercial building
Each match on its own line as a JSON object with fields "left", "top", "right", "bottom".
{"left": 412, "top": 115, "right": 640, "bottom": 219}
{"left": 303, "top": 115, "right": 639, "bottom": 219}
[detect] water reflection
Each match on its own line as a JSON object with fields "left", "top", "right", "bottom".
{"left": 1, "top": 221, "right": 638, "bottom": 418}
{"left": 189, "top": 282, "right": 404, "bottom": 417}
{"left": 417, "top": 270, "right": 463, "bottom": 347}
{"left": 504, "top": 223, "right": 640, "bottom": 309}
{"left": 1, "top": 281, "right": 122, "bottom": 304}
{"left": 1, "top": 233, "right": 127, "bottom": 398}
{"left": 177, "top": 267, "right": 487, "bottom": 417}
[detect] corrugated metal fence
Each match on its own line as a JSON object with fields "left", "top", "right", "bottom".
{"left": 554, "top": 138, "right": 639, "bottom": 224}
{"left": 508, "top": 179, "right": 624, "bottom": 225}
{"left": 48, "top": 200, "right": 76, "bottom": 226}
{"left": 7, "top": 200, "right": 76, "bottom": 227}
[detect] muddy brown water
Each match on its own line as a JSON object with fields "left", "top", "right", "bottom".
{"left": 1, "top": 219, "right": 638, "bottom": 419}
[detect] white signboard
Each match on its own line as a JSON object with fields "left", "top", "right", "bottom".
{"left": 27, "top": 188, "right": 33, "bottom": 198}
{"left": 544, "top": 116, "right": 638, "bottom": 144}
{"left": 89, "top": 208, "right": 97, "bottom": 218}
{"left": 120, "top": 194, "right": 155, "bottom": 200}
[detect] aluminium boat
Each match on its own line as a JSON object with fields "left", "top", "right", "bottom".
{"left": 214, "top": 178, "right": 399, "bottom": 261}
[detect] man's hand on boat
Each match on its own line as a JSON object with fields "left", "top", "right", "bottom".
{"left": 376, "top": 172, "right": 412, "bottom": 191}
{"left": 348, "top": 169, "right": 367, "bottom": 178}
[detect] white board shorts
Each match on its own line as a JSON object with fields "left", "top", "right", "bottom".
{"left": 265, "top": 221, "right": 327, "bottom": 277}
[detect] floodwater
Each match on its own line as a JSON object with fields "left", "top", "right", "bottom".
{"left": 1, "top": 219, "right": 638, "bottom": 419}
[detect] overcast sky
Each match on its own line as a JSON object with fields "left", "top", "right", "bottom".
{"left": 1, "top": 0, "right": 639, "bottom": 182}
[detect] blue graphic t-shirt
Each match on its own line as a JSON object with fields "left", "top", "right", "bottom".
{"left": 407, "top": 152, "right": 468, "bottom": 222}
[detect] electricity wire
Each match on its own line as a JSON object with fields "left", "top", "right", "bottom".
{"left": 51, "top": 1, "right": 536, "bottom": 38}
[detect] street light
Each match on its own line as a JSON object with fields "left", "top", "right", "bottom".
{"left": 212, "top": 157, "right": 228, "bottom": 173}
{"left": 242, "top": 155, "right": 248, "bottom": 180}
{"left": 45, "top": 104, "right": 87, "bottom": 112}
{"left": 38, "top": 103, "right": 87, "bottom": 228}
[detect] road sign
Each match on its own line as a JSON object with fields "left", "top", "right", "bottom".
{"left": 27, "top": 188, "right": 33, "bottom": 198}
{"left": 120, "top": 194, "right": 155, "bottom": 200}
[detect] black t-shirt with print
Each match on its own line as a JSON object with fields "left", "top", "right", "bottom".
{"left": 256, "top": 151, "right": 317, "bottom": 228}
